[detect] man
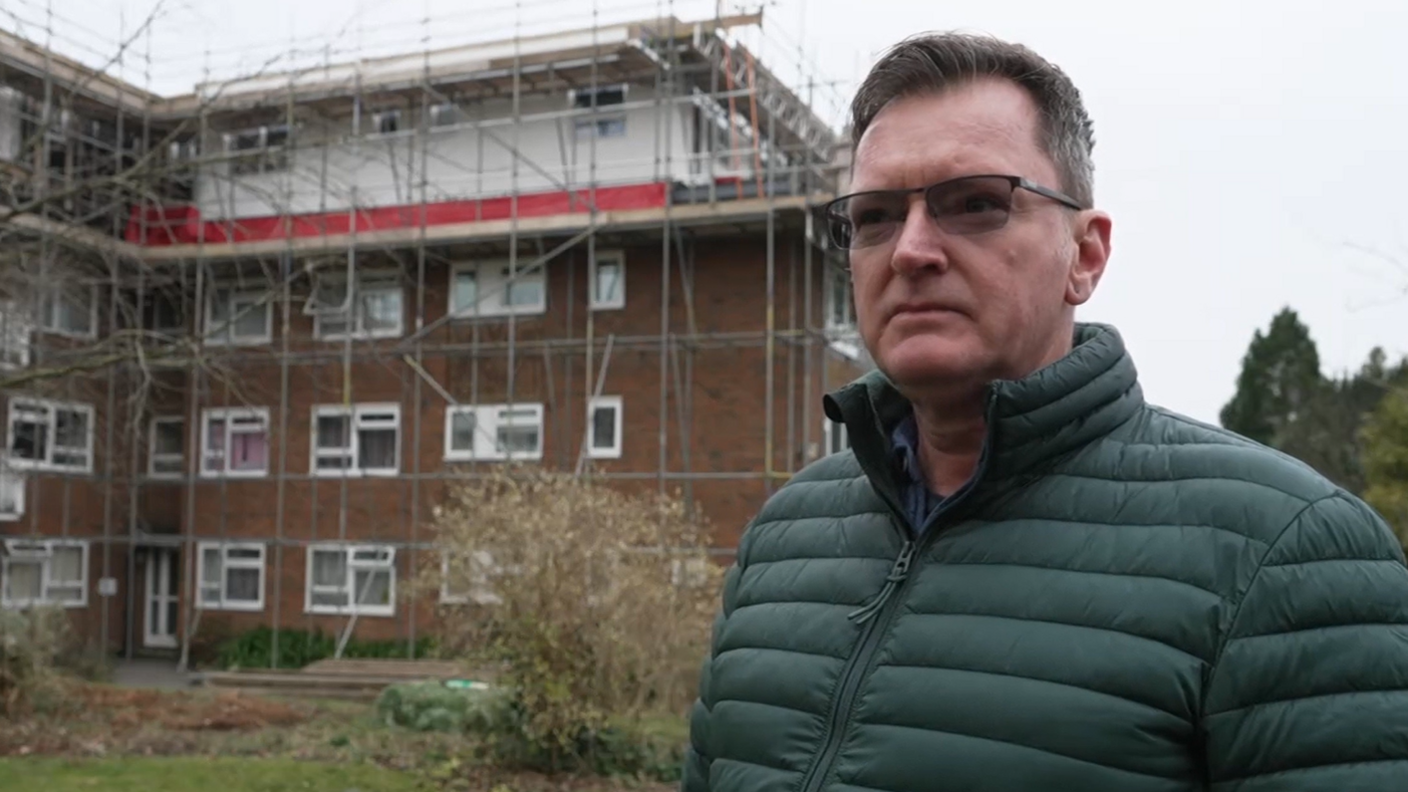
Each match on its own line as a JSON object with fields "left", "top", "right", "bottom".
{"left": 682, "top": 32, "right": 1408, "bottom": 792}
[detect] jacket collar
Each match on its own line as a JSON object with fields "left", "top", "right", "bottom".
{"left": 823, "top": 323, "right": 1144, "bottom": 501}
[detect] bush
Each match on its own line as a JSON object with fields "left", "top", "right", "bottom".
{"left": 419, "top": 467, "right": 721, "bottom": 778}
{"left": 217, "top": 627, "right": 436, "bottom": 670}
{"left": 0, "top": 605, "right": 71, "bottom": 716}
{"left": 375, "top": 679, "right": 511, "bottom": 733}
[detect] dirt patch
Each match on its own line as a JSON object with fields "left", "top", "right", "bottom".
{"left": 76, "top": 686, "right": 308, "bottom": 732}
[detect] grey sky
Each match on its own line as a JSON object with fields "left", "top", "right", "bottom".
{"left": 12, "top": 0, "right": 1408, "bottom": 425}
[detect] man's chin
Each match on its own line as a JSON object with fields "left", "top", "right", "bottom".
{"left": 876, "top": 342, "right": 989, "bottom": 391}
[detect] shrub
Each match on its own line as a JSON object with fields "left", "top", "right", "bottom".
{"left": 375, "top": 679, "right": 511, "bottom": 733}
{"left": 0, "top": 605, "right": 71, "bottom": 716}
{"left": 418, "top": 467, "right": 721, "bottom": 777}
{"left": 217, "top": 627, "right": 436, "bottom": 670}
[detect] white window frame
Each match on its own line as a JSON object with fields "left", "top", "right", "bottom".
{"left": 197, "top": 541, "right": 266, "bottom": 612}
{"left": 305, "top": 544, "right": 396, "bottom": 617}
{"left": 309, "top": 403, "right": 400, "bottom": 477}
{"left": 38, "top": 284, "right": 98, "bottom": 339}
{"left": 1, "top": 539, "right": 87, "bottom": 608}
{"left": 824, "top": 261, "right": 854, "bottom": 331}
{"left": 204, "top": 285, "right": 272, "bottom": 346}
{"left": 223, "top": 124, "right": 291, "bottom": 175}
{"left": 311, "top": 271, "right": 404, "bottom": 340}
{"left": 429, "top": 103, "right": 462, "bottom": 128}
{"left": 448, "top": 261, "right": 546, "bottom": 318}
{"left": 148, "top": 416, "right": 185, "bottom": 479}
{"left": 7, "top": 397, "right": 94, "bottom": 473}
{"left": 0, "top": 463, "right": 25, "bottom": 520}
{"left": 199, "top": 407, "right": 270, "bottom": 478}
{"left": 370, "top": 109, "right": 402, "bottom": 136}
{"left": 589, "top": 251, "right": 626, "bottom": 311}
{"left": 823, "top": 420, "right": 850, "bottom": 457}
{"left": 0, "top": 301, "right": 33, "bottom": 370}
{"left": 586, "top": 396, "right": 623, "bottom": 459}
{"left": 443, "top": 402, "right": 544, "bottom": 462}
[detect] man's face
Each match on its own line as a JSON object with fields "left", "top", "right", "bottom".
{"left": 848, "top": 78, "right": 1110, "bottom": 401}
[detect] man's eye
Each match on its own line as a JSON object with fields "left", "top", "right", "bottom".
{"left": 961, "top": 195, "right": 1005, "bottom": 213}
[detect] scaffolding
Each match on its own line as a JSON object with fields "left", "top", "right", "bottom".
{"left": 0, "top": 0, "right": 867, "bottom": 667}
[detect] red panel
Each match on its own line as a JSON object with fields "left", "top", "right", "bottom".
{"left": 126, "top": 183, "right": 669, "bottom": 247}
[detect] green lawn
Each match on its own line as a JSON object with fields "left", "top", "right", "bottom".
{"left": 0, "top": 756, "right": 433, "bottom": 792}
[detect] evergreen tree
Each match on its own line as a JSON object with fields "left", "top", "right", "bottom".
{"left": 1220, "top": 307, "right": 1325, "bottom": 447}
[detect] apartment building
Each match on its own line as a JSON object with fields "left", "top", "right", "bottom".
{"left": 0, "top": 13, "right": 866, "bottom": 660}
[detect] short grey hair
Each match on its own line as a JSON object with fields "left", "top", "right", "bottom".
{"left": 850, "top": 32, "right": 1096, "bottom": 208}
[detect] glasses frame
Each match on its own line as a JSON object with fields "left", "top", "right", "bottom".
{"left": 820, "top": 174, "right": 1086, "bottom": 250}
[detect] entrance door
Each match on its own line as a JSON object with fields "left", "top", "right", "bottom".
{"left": 144, "top": 549, "right": 178, "bottom": 648}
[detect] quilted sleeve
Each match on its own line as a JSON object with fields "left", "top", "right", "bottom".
{"left": 681, "top": 560, "right": 742, "bottom": 792}
{"left": 1202, "top": 494, "right": 1408, "bottom": 791}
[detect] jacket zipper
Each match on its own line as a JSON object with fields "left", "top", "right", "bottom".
{"left": 795, "top": 405, "right": 995, "bottom": 792}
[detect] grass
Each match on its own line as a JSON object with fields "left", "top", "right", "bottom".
{"left": 0, "top": 756, "right": 433, "bottom": 791}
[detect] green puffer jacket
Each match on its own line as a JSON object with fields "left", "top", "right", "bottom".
{"left": 682, "top": 323, "right": 1408, "bottom": 792}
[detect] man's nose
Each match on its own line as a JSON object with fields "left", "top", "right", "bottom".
{"left": 890, "top": 199, "right": 949, "bottom": 276}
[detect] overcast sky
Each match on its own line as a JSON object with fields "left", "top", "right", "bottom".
{"left": 10, "top": 0, "right": 1408, "bottom": 425}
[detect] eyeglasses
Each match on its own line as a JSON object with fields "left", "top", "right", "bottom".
{"left": 820, "top": 174, "right": 1085, "bottom": 250}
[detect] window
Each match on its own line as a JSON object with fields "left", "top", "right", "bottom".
{"left": 444, "top": 403, "right": 544, "bottom": 461}
{"left": 307, "top": 544, "right": 395, "bottom": 616}
{"left": 371, "top": 110, "right": 401, "bottom": 136}
{"left": 589, "top": 252, "right": 625, "bottom": 310}
{"left": 205, "top": 286, "right": 271, "bottom": 345}
{"left": 143, "top": 291, "right": 184, "bottom": 334}
{"left": 8, "top": 398, "right": 93, "bottom": 473}
{"left": 574, "top": 117, "right": 626, "bottom": 140}
{"left": 670, "top": 555, "right": 711, "bottom": 589}
{"left": 225, "top": 124, "right": 290, "bottom": 175}
{"left": 823, "top": 420, "right": 850, "bottom": 456}
{"left": 2, "top": 540, "right": 86, "bottom": 608}
{"left": 0, "top": 301, "right": 31, "bottom": 369}
{"left": 0, "top": 465, "right": 25, "bottom": 520}
{"left": 312, "top": 271, "right": 403, "bottom": 339}
{"left": 440, "top": 549, "right": 502, "bottom": 606}
{"left": 448, "top": 262, "right": 546, "bottom": 318}
{"left": 311, "top": 403, "right": 399, "bottom": 476}
{"left": 825, "top": 263, "right": 854, "bottom": 330}
{"left": 586, "top": 396, "right": 622, "bottom": 459}
{"left": 148, "top": 417, "right": 184, "bottom": 478}
{"left": 570, "top": 84, "right": 626, "bottom": 109}
{"left": 198, "top": 542, "right": 265, "bottom": 611}
{"left": 39, "top": 285, "right": 97, "bottom": 338}
{"left": 200, "top": 407, "right": 270, "bottom": 477}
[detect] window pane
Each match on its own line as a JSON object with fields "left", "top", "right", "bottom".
{"left": 316, "top": 415, "right": 350, "bottom": 450}
{"left": 503, "top": 270, "right": 542, "bottom": 307}
{"left": 497, "top": 425, "right": 539, "bottom": 455}
{"left": 202, "top": 547, "right": 222, "bottom": 585}
{"left": 154, "top": 421, "right": 183, "bottom": 455}
{"left": 227, "top": 547, "right": 262, "bottom": 561}
{"left": 357, "top": 427, "right": 396, "bottom": 470}
{"left": 452, "top": 270, "right": 477, "bottom": 313}
{"left": 226, "top": 567, "right": 260, "bottom": 603}
{"left": 311, "top": 589, "right": 349, "bottom": 608}
{"left": 10, "top": 414, "right": 47, "bottom": 462}
{"left": 200, "top": 583, "right": 221, "bottom": 604}
{"left": 229, "top": 430, "right": 267, "bottom": 471}
{"left": 5, "top": 561, "right": 41, "bottom": 601}
{"left": 233, "top": 300, "right": 267, "bottom": 338}
{"left": 353, "top": 569, "right": 390, "bottom": 606}
{"left": 55, "top": 290, "right": 92, "bottom": 333}
{"left": 312, "top": 551, "right": 346, "bottom": 587}
{"left": 55, "top": 409, "right": 88, "bottom": 450}
{"left": 595, "top": 262, "right": 621, "bottom": 304}
{"left": 591, "top": 405, "right": 616, "bottom": 449}
{"left": 50, "top": 547, "right": 82, "bottom": 584}
{"left": 450, "top": 411, "right": 475, "bottom": 451}
{"left": 361, "top": 289, "right": 401, "bottom": 332}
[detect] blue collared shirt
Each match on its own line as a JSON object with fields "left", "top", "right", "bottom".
{"left": 891, "top": 412, "right": 946, "bottom": 534}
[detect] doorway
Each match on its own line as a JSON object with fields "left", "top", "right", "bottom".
{"left": 143, "top": 548, "right": 178, "bottom": 649}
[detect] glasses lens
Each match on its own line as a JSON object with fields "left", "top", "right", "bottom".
{"left": 828, "top": 191, "right": 908, "bottom": 249}
{"left": 926, "top": 176, "right": 1014, "bottom": 235}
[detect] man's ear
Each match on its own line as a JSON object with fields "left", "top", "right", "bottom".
{"left": 1066, "top": 210, "right": 1112, "bottom": 306}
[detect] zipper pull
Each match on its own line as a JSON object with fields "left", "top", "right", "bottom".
{"left": 848, "top": 540, "right": 916, "bottom": 625}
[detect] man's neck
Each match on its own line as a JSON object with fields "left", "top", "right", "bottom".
{"left": 911, "top": 402, "right": 987, "bottom": 497}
